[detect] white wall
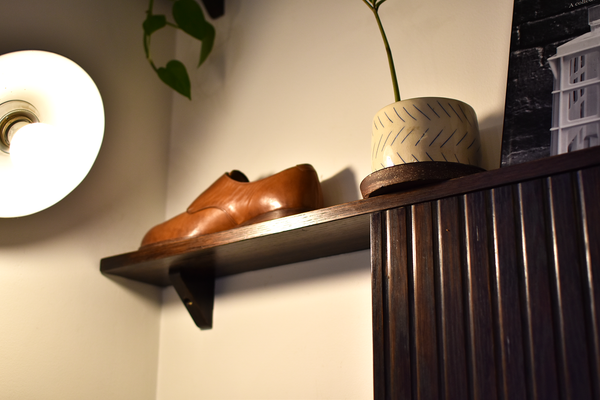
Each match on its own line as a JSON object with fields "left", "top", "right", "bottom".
{"left": 0, "top": 0, "right": 515, "bottom": 398}
{"left": 157, "top": 0, "right": 514, "bottom": 399}
{"left": 0, "top": 0, "right": 174, "bottom": 398}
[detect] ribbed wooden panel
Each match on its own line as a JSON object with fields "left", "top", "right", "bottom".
{"left": 371, "top": 165, "right": 600, "bottom": 400}
{"left": 578, "top": 168, "right": 600, "bottom": 400}
{"left": 435, "top": 196, "right": 469, "bottom": 400}
{"left": 488, "top": 185, "right": 527, "bottom": 400}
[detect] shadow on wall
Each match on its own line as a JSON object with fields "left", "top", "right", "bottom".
{"left": 104, "top": 274, "right": 163, "bottom": 304}
{"left": 479, "top": 111, "right": 506, "bottom": 170}
{"left": 320, "top": 167, "right": 360, "bottom": 206}
{"left": 158, "top": 250, "right": 371, "bottom": 303}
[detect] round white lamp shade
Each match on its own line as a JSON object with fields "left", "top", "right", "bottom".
{"left": 0, "top": 50, "right": 104, "bottom": 217}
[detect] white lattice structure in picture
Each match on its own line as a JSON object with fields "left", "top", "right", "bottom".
{"left": 549, "top": 5, "right": 600, "bottom": 155}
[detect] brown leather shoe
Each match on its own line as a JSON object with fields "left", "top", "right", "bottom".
{"left": 140, "top": 164, "right": 324, "bottom": 247}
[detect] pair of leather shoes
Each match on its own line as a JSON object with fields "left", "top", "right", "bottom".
{"left": 140, "top": 164, "right": 324, "bottom": 247}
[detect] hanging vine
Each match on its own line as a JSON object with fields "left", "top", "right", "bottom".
{"left": 143, "top": 0, "right": 216, "bottom": 99}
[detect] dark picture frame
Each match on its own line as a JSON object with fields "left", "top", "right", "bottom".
{"left": 501, "top": 0, "right": 600, "bottom": 167}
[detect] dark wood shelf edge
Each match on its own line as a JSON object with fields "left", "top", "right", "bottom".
{"left": 100, "top": 146, "right": 600, "bottom": 288}
{"left": 102, "top": 213, "right": 371, "bottom": 287}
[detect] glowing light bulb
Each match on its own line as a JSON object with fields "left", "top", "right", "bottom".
{"left": 8, "top": 123, "right": 77, "bottom": 213}
{"left": 0, "top": 50, "right": 104, "bottom": 217}
{"left": 10, "top": 123, "right": 58, "bottom": 170}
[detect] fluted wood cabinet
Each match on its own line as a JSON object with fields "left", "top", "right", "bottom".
{"left": 101, "top": 146, "right": 600, "bottom": 400}
{"left": 371, "top": 155, "right": 600, "bottom": 400}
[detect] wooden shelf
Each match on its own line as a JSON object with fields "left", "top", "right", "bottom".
{"left": 100, "top": 146, "right": 600, "bottom": 328}
{"left": 101, "top": 199, "right": 372, "bottom": 287}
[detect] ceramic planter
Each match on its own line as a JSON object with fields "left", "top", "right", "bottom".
{"left": 371, "top": 97, "right": 482, "bottom": 172}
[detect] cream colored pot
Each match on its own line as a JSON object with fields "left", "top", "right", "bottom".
{"left": 371, "top": 97, "right": 482, "bottom": 172}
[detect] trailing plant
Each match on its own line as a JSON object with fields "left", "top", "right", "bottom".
{"left": 361, "top": 0, "right": 401, "bottom": 102}
{"left": 143, "top": 0, "right": 215, "bottom": 99}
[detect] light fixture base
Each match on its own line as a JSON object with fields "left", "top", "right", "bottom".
{"left": 0, "top": 100, "right": 40, "bottom": 154}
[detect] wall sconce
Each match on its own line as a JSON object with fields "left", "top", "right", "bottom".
{"left": 0, "top": 50, "right": 104, "bottom": 218}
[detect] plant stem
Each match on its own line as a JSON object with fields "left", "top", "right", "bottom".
{"left": 363, "top": 0, "right": 401, "bottom": 102}
{"left": 145, "top": 0, "right": 156, "bottom": 70}
{"left": 147, "top": 0, "right": 155, "bottom": 15}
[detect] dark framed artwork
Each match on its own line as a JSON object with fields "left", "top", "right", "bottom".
{"left": 501, "top": 0, "right": 600, "bottom": 167}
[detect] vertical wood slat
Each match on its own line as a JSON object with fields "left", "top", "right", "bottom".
{"left": 488, "top": 186, "right": 527, "bottom": 400}
{"left": 546, "top": 173, "right": 593, "bottom": 400}
{"left": 371, "top": 209, "right": 412, "bottom": 400}
{"left": 577, "top": 166, "right": 600, "bottom": 400}
{"left": 371, "top": 165, "right": 600, "bottom": 400}
{"left": 410, "top": 203, "right": 439, "bottom": 399}
{"left": 371, "top": 212, "right": 387, "bottom": 400}
{"left": 435, "top": 197, "right": 469, "bottom": 400}
{"left": 515, "top": 180, "right": 560, "bottom": 400}
{"left": 386, "top": 208, "right": 412, "bottom": 400}
{"left": 462, "top": 191, "right": 498, "bottom": 400}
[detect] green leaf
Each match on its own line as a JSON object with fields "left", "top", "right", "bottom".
{"left": 172, "top": 0, "right": 214, "bottom": 39}
{"left": 198, "top": 24, "right": 215, "bottom": 67}
{"left": 143, "top": 14, "right": 167, "bottom": 35}
{"left": 172, "top": 0, "right": 216, "bottom": 67}
{"left": 156, "top": 60, "right": 191, "bottom": 99}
